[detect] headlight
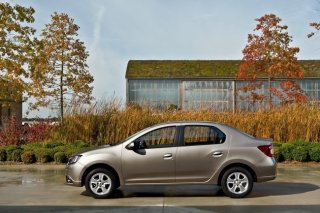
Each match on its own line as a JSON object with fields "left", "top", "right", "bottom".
{"left": 68, "top": 155, "right": 82, "bottom": 164}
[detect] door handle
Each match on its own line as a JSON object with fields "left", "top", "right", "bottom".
{"left": 212, "top": 151, "right": 223, "bottom": 157}
{"left": 163, "top": 153, "right": 173, "bottom": 160}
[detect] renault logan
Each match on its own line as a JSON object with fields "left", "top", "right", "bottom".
{"left": 66, "top": 122, "right": 276, "bottom": 198}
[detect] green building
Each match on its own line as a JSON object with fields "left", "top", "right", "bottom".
{"left": 126, "top": 60, "right": 320, "bottom": 111}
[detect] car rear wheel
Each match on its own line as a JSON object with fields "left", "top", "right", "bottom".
{"left": 221, "top": 167, "right": 253, "bottom": 198}
{"left": 85, "top": 168, "right": 116, "bottom": 199}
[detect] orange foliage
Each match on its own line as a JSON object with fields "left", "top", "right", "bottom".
{"left": 236, "top": 14, "right": 306, "bottom": 106}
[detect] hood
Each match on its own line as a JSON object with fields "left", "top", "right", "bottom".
{"left": 77, "top": 145, "right": 111, "bottom": 156}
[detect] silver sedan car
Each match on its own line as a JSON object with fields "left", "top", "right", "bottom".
{"left": 66, "top": 122, "right": 276, "bottom": 198}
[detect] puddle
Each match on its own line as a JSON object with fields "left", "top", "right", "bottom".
{"left": 0, "top": 166, "right": 65, "bottom": 187}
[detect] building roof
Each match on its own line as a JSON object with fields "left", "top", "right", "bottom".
{"left": 126, "top": 60, "right": 320, "bottom": 79}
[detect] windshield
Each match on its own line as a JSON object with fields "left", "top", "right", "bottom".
{"left": 115, "top": 126, "right": 153, "bottom": 145}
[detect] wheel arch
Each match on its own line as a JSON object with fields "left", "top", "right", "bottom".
{"left": 217, "top": 163, "right": 257, "bottom": 186}
{"left": 81, "top": 163, "right": 120, "bottom": 188}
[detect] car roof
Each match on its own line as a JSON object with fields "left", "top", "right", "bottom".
{"left": 151, "top": 121, "right": 222, "bottom": 127}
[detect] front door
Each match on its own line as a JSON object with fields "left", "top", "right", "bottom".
{"left": 122, "top": 126, "right": 177, "bottom": 184}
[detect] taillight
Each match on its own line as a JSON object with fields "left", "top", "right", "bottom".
{"left": 258, "top": 145, "right": 274, "bottom": 157}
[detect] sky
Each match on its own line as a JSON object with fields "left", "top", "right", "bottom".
{"left": 4, "top": 0, "right": 320, "bottom": 117}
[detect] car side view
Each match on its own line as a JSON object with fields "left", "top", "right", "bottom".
{"left": 66, "top": 122, "right": 276, "bottom": 198}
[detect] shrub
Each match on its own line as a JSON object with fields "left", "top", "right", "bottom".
{"left": 280, "top": 143, "right": 295, "bottom": 161}
{"left": 21, "top": 142, "right": 42, "bottom": 152}
{"left": 273, "top": 142, "right": 282, "bottom": 148}
{"left": 11, "top": 149, "right": 22, "bottom": 162}
{"left": 309, "top": 145, "right": 320, "bottom": 162}
{"left": 54, "top": 152, "right": 68, "bottom": 164}
{"left": 21, "top": 151, "right": 36, "bottom": 164}
{"left": 26, "top": 121, "right": 54, "bottom": 143}
{"left": 44, "top": 141, "right": 64, "bottom": 149}
{"left": 5, "top": 145, "right": 19, "bottom": 161}
{"left": 35, "top": 149, "right": 53, "bottom": 163}
{"left": 0, "top": 116, "right": 23, "bottom": 146}
{"left": 65, "top": 147, "right": 79, "bottom": 158}
{"left": 72, "top": 140, "right": 89, "bottom": 148}
{"left": 0, "top": 148, "right": 7, "bottom": 161}
{"left": 52, "top": 146, "right": 65, "bottom": 154}
{"left": 292, "top": 146, "right": 308, "bottom": 162}
{"left": 273, "top": 146, "right": 284, "bottom": 162}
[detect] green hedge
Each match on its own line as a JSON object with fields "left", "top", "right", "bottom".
{"left": 280, "top": 143, "right": 295, "bottom": 161}
{"left": 0, "top": 148, "right": 7, "bottom": 161}
{"left": 1, "top": 140, "right": 319, "bottom": 163}
{"left": 5, "top": 145, "right": 19, "bottom": 161}
{"left": 309, "top": 146, "right": 320, "bottom": 162}
{"left": 54, "top": 152, "right": 68, "bottom": 163}
{"left": 0, "top": 140, "right": 90, "bottom": 164}
{"left": 276, "top": 141, "right": 320, "bottom": 162}
{"left": 292, "top": 146, "right": 308, "bottom": 162}
{"left": 21, "top": 151, "right": 36, "bottom": 164}
{"left": 273, "top": 146, "right": 284, "bottom": 162}
{"left": 35, "top": 148, "right": 53, "bottom": 163}
{"left": 11, "top": 149, "right": 22, "bottom": 162}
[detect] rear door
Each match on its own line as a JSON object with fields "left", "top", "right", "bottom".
{"left": 175, "top": 125, "right": 229, "bottom": 182}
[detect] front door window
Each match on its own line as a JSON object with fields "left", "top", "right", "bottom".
{"left": 135, "top": 126, "right": 176, "bottom": 149}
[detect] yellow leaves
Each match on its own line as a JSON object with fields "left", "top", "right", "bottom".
{"left": 31, "top": 12, "right": 94, "bottom": 121}
{"left": 0, "top": 2, "right": 36, "bottom": 104}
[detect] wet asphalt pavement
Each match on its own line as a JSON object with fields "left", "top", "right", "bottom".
{"left": 0, "top": 163, "right": 319, "bottom": 212}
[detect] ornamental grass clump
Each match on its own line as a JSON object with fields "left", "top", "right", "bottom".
{"left": 57, "top": 101, "right": 320, "bottom": 145}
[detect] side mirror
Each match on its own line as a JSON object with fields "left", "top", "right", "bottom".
{"left": 126, "top": 142, "right": 135, "bottom": 150}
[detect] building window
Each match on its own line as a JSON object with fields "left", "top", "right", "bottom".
{"left": 128, "top": 78, "right": 320, "bottom": 111}
{"left": 183, "top": 80, "right": 233, "bottom": 110}
{"left": 128, "top": 79, "right": 180, "bottom": 109}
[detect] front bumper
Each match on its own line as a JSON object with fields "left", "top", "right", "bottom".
{"left": 65, "top": 162, "right": 84, "bottom": 187}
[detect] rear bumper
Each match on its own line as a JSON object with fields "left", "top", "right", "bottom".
{"left": 256, "top": 158, "right": 277, "bottom": 182}
{"left": 256, "top": 174, "right": 276, "bottom": 182}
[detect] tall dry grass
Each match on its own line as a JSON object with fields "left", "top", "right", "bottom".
{"left": 59, "top": 100, "right": 320, "bottom": 145}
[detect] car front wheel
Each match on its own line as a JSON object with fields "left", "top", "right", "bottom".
{"left": 221, "top": 167, "right": 253, "bottom": 198}
{"left": 85, "top": 168, "right": 116, "bottom": 199}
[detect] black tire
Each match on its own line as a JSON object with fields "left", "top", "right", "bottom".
{"left": 85, "top": 168, "right": 116, "bottom": 199}
{"left": 221, "top": 167, "right": 253, "bottom": 198}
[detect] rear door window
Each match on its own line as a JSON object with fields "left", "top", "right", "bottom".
{"left": 183, "top": 125, "right": 226, "bottom": 146}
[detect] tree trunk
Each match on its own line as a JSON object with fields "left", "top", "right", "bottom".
{"left": 60, "top": 60, "right": 64, "bottom": 126}
{"left": 268, "top": 75, "right": 272, "bottom": 109}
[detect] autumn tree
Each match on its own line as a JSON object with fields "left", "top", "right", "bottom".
{"left": 33, "top": 13, "right": 94, "bottom": 124}
{"left": 0, "top": 3, "right": 36, "bottom": 105}
{"left": 236, "top": 14, "right": 306, "bottom": 109}
{"left": 308, "top": 22, "right": 320, "bottom": 38}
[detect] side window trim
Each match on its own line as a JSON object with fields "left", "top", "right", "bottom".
{"left": 176, "top": 125, "right": 185, "bottom": 147}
